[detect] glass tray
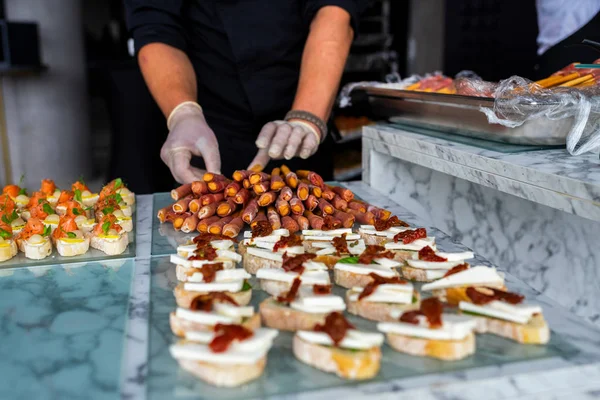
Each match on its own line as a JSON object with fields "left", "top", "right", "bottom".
{"left": 0, "top": 258, "right": 134, "bottom": 399}
{"left": 146, "top": 256, "right": 575, "bottom": 400}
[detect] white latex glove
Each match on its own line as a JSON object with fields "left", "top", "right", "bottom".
{"left": 161, "top": 102, "right": 221, "bottom": 184}
{"left": 248, "top": 120, "right": 321, "bottom": 169}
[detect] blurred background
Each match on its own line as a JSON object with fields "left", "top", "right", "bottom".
{"left": 0, "top": 0, "right": 541, "bottom": 193}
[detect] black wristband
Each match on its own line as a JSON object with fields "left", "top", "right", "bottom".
{"left": 284, "top": 110, "right": 328, "bottom": 143}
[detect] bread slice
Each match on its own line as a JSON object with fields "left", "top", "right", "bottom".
{"left": 391, "top": 250, "right": 416, "bottom": 263}
{"left": 467, "top": 313, "right": 550, "bottom": 345}
{"left": 89, "top": 233, "right": 129, "bottom": 255}
{"left": 242, "top": 253, "right": 282, "bottom": 274}
{"left": 400, "top": 265, "right": 445, "bottom": 282}
{"left": 359, "top": 233, "right": 388, "bottom": 246}
{"left": 334, "top": 269, "right": 376, "bottom": 289}
{"left": 293, "top": 335, "right": 381, "bottom": 380}
{"left": 174, "top": 284, "right": 253, "bottom": 308}
{"left": 432, "top": 286, "right": 507, "bottom": 306}
{"left": 259, "top": 298, "right": 327, "bottom": 331}
{"left": 175, "top": 263, "right": 235, "bottom": 282}
{"left": 19, "top": 239, "right": 52, "bottom": 260}
{"left": 170, "top": 312, "right": 261, "bottom": 337}
{"left": 237, "top": 242, "right": 247, "bottom": 256}
{"left": 0, "top": 240, "right": 18, "bottom": 262}
{"left": 56, "top": 238, "right": 90, "bottom": 257}
{"left": 345, "top": 290, "right": 420, "bottom": 322}
{"left": 259, "top": 279, "right": 294, "bottom": 297}
{"left": 177, "top": 356, "right": 266, "bottom": 387}
{"left": 386, "top": 332, "right": 475, "bottom": 361}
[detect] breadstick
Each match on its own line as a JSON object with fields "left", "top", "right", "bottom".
{"left": 267, "top": 206, "right": 281, "bottom": 230}
{"left": 171, "top": 183, "right": 192, "bottom": 201}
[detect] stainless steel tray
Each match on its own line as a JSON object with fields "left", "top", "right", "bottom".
{"left": 363, "top": 87, "right": 573, "bottom": 145}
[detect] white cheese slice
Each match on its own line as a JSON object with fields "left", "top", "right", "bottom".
{"left": 297, "top": 329, "right": 384, "bottom": 350}
{"left": 175, "top": 307, "right": 238, "bottom": 325}
{"left": 425, "top": 269, "right": 448, "bottom": 281}
{"left": 302, "top": 228, "right": 352, "bottom": 236}
{"left": 302, "top": 261, "right": 328, "bottom": 271}
{"left": 183, "top": 280, "right": 244, "bottom": 293}
{"left": 378, "top": 314, "right": 477, "bottom": 341}
{"left": 170, "top": 254, "right": 234, "bottom": 269}
{"left": 421, "top": 266, "right": 505, "bottom": 291}
{"left": 245, "top": 247, "right": 283, "bottom": 262}
{"left": 243, "top": 229, "right": 289, "bottom": 240}
{"left": 290, "top": 293, "right": 346, "bottom": 314}
{"left": 186, "top": 268, "right": 250, "bottom": 283}
{"left": 349, "top": 245, "right": 367, "bottom": 255}
{"left": 349, "top": 283, "right": 413, "bottom": 304}
{"left": 184, "top": 330, "right": 214, "bottom": 343}
{"left": 334, "top": 263, "right": 397, "bottom": 278}
{"left": 316, "top": 247, "right": 336, "bottom": 256}
{"left": 406, "top": 259, "right": 466, "bottom": 270}
{"left": 211, "top": 239, "right": 234, "bottom": 249}
{"left": 384, "top": 237, "right": 436, "bottom": 251}
{"left": 257, "top": 268, "right": 330, "bottom": 285}
{"left": 373, "top": 257, "right": 401, "bottom": 268}
{"left": 216, "top": 249, "right": 242, "bottom": 263}
{"left": 459, "top": 301, "right": 541, "bottom": 324}
{"left": 213, "top": 302, "right": 254, "bottom": 319}
{"left": 170, "top": 328, "right": 278, "bottom": 365}
{"left": 303, "top": 233, "right": 361, "bottom": 241}
{"left": 434, "top": 251, "right": 474, "bottom": 262}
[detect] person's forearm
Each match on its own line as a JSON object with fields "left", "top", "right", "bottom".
{"left": 138, "top": 43, "right": 197, "bottom": 118}
{"left": 292, "top": 6, "right": 354, "bottom": 122}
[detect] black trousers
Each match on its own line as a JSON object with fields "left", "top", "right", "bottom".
{"left": 534, "top": 11, "right": 600, "bottom": 80}
{"left": 106, "top": 66, "right": 333, "bottom": 194}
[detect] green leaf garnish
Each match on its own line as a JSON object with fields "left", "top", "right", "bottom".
{"left": 84, "top": 206, "right": 93, "bottom": 211}
{"left": 74, "top": 189, "right": 82, "bottom": 203}
{"left": 66, "top": 232, "right": 77, "bottom": 239}
{"left": 78, "top": 175, "right": 86, "bottom": 186}
{"left": 72, "top": 208, "right": 81, "bottom": 216}
{"left": 114, "top": 178, "right": 123, "bottom": 189}
{"left": 43, "top": 203, "right": 54, "bottom": 215}
{"left": 338, "top": 256, "right": 359, "bottom": 264}
{"left": 102, "top": 221, "right": 111, "bottom": 235}
{"left": 42, "top": 225, "right": 51, "bottom": 237}
{"left": 38, "top": 198, "right": 45, "bottom": 204}
{"left": 1, "top": 215, "right": 8, "bottom": 224}
{"left": 18, "top": 174, "right": 25, "bottom": 187}
{"left": 18, "top": 188, "right": 27, "bottom": 196}
{"left": 114, "top": 193, "right": 123, "bottom": 204}
{"left": 3, "top": 210, "right": 19, "bottom": 224}
{"left": 0, "top": 228, "right": 10, "bottom": 239}
{"left": 102, "top": 207, "right": 114, "bottom": 215}
{"left": 242, "top": 281, "right": 252, "bottom": 291}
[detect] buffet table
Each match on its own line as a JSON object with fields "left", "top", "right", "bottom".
{"left": 1, "top": 184, "right": 600, "bottom": 399}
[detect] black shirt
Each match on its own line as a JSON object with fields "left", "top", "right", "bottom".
{"left": 124, "top": 0, "right": 365, "bottom": 139}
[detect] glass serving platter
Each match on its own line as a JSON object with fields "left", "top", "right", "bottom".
{"left": 146, "top": 256, "right": 576, "bottom": 400}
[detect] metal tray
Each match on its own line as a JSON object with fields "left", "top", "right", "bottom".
{"left": 362, "top": 87, "right": 573, "bottom": 145}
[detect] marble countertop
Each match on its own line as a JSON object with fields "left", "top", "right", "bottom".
{"left": 2, "top": 190, "right": 600, "bottom": 399}
{"left": 363, "top": 124, "right": 600, "bottom": 221}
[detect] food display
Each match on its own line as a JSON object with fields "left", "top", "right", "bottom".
{"left": 159, "top": 170, "right": 551, "bottom": 388}
{"left": 0, "top": 178, "right": 134, "bottom": 262}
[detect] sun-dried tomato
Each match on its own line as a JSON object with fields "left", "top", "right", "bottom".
{"left": 418, "top": 246, "right": 447, "bottom": 262}
{"left": 374, "top": 215, "right": 409, "bottom": 231}
{"left": 399, "top": 310, "right": 421, "bottom": 325}
{"left": 209, "top": 324, "right": 253, "bottom": 353}
{"left": 314, "top": 312, "right": 355, "bottom": 346}
{"left": 281, "top": 253, "right": 316, "bottom": 273}
{"left": 393, "top": 228, "right": 427, "bottom": 244}
{"left": 332, "top": 233, "right": 349, "bottom": 256}
{"left": 466, "top": 287, "right": 524, "bottom": 305}
{"left": 189, "top": 292, "right": 238, "bottom": 311}
{"left": 357, "top": 245, "right": 395, "bottom": 264}
{"left": 273, "top": 234, "right": 303, "bottom": 252}
{"left": 442, "top": 264, "right": 469, "bottom": 278}
{"left": 276, "top": 277, "right": 302, "bottom": 304}
{"left": 189, "top": 245, "right": 218, "bottom": 261}
{"left": 193, "top": 232, "right": 236, "bottom": 246}
{"left": 251, "top": 220, "right": 273, "bottom": 238}
{"left": 358, "top": 272, "right": 407, "bottom": 300}
{"left": 321, "top": 215, "right": 342, "bottom": 231}
{"left": 421, "top": 298, "right": 443, "bottom": 328}
{"left": 197, "top": 263, "right": 224, "bottom": 283}
{"left": 313, "top": 284, "right": 332, "bottom": 295}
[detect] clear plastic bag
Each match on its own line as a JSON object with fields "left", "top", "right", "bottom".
{"left": 455, "top": 77, "right": 497, "bottom": 98}
{"left": 480, "top": 76, "right": 600, "bottom": 155}
{"left": 337, "top": 73, "right": 421, "bottom": 108}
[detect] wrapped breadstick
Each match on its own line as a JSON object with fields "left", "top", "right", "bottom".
{"left": 321, "top": 189, "right": 335, "bottom": 201}
{"left": 197, "top": 216, "right": 221, "bottom": 233}
{"left": 208, "top": 180, "right": 229, "bottom": 193}
{"left": 331, "top": 195, "right": 348, "bottom": 211}
{"left": 290, "top": 196, "right": 305, "bottom": 215}
{"left": 253, "top": 181, "right": 270, "bottom": 195}
{"left": 297, "top": 182, "right": 309, "bottom": 201}
{"left": 198, "top": 203, "right": 218, "bottom": 219}
{"left": 305, "top": 211, "right": 324, "bottom": 230}
{"left": 297, "top": 170, "right": 324, "bottom": 188}
{"left": 208, "top": 216, "right": 234, "bottom": 234}
{"left": 258, "top": 191, "right": 277, "bottom": 207}
{"left": 225, "top": 181, "right": 242, "bottom": 197}
{"left": 281, "top": 165, "right": 298, "bottom": 188}
{"left": 233, "top": 170, "right": 251, "bottom": 182}
{"left": 203, "top": 172, "right": 227, "bottom": 182}
{"left": 200, "top": 192, "right": 224, "bottom": 206}
{"left": 173, "top": 195, "right": 193, "bottom": 213}
{"left": 292, "top": 214, "right": 309, "bottom": 230}
{"left": 191, "top": 181, "right": 209, "bottom": 196}
{"left": 243, "top": 179, "right": 251, "bottom": 189}
{"left": 189, "top": 198, "right": 202, "bottom": 214}
{"left": 267, "top": 206, "right": 281, "bottom": 230}
{"left": 276, "top": 198, "right": 290, "bottom": 217}
{"left": 157, "top": 206, "right": 172, "bottom": 223}
{"left": 345, "top": 208, "right": 375, "bottom": 225}
{"left": 181, "top": 213, "right": 200, "bottom": 233}
{"left": 171, "top": 183, "right": 192, "bottom": 201}
{"left": 217, "top": 198, "right": 238, "bottom": 217}
{"left": 317, "top": 199, "right": 334, "bottom": 215}
{"left": 249, "top": 172, "right": 270, "bottom": 185}
{"left": 279, "top": 187, "right": 293, "bottom": 202}
{"left": 333, "top": 210, "right": 355, "bottom": 228}
{"left": 329, "top": 186, "right": 354, "bottom": 202}
{"left": 281, "top": 215, "right": 300, "bottom": 233}
{"left": 250, "top": 211, "right": 268, "bottom": 228}
{"left": 304, "top": 194, "right": 319, "bottom": 211}
{"left": 242, "top": 199, "right": 259, "bottom": 224}
{"left": 270, "top": 168, "right": 286, "bottom": 191}
{"left": 367, "top": 205, "right": 392, "bottom": 221}
{"left": 173, "top": 212, "right": 192, "bottom": 231}
{"left": 222, "top": 216, "right": 244, "bottom": 238}
{"left": 348, "top": 201, "right": 366, "bottom": 213}
{"left": 163, "top": 209, "right": 178, "bottom": 223}
{"left": 310, "top": 185, "right": 322, "bottom": 198}
{"left": 233, "top": 188, "right": 251, "bottom": 205}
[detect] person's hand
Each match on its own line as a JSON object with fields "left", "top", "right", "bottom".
{"left": 248, "top": 120, "right": 321, "bottom": 169}
{"left": 161, "top": 102, "right": 221, "bottom": 184}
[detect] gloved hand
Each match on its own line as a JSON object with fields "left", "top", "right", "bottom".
{"left": 161, "top": 102, "right": 221, "bottom": 184}
{"left": 248, "top": 120, "right": 321, "bottom": 169}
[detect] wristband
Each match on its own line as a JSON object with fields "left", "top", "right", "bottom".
{"left": 284, "top": 110, "right": 328, "bottom": 143}
{"left": 167, "top": 101, "right": 203, "bottom": 130}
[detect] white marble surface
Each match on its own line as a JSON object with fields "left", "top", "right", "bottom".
{"left": 363, "top": 125, "right": 600, "bottom": 221}
{"left": 120, "top": 190, "right": 600, "bottom": 400}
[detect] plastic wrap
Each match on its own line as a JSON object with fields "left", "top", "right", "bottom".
{"left": 481, "top": 76, "right": 600, "bottom": 155}
{"left": 455, "top": 77, "right": 498, "bottom": 98}
{"left": 337, "top": 73, "right": 419, "bottom": 108}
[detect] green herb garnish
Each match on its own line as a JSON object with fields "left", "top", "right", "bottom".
{"left": 42, "top": 225, "right": 51, "bottom": 237}
{"left": 18, "top": 174, "right": 25, "bottom": 187}
{"left": 102, "top": 221, "right": 111, "bottom": 235}
{"left": 72, "top": 208, "right": 81, "bottom": 216}
{"left": 18, "top": 188, "right": 27, "bottom": 196}
{"left": 338, "top": 256, "right": 359, "bottom": 264}
{"left": 114, "top": 193, "right": 123, "bottom": 204}
{"left": 1, "top": 215, "right": 8, "bottom": 224}
{"left": 114, "top": 178, "right": 123, "bottom": 189}
{"left": 74, "top": 189, "right": 82, "bottom": 203}
{"left": 43, "top": 203, "right": 54, "bottom": 215}
{"left": 38, "top": 198, "right": 45, "bottom": 205}
{"left": 66, "top": 232, "right": 77, "bottom": 239}
{"left": 102, "top": 207, "right": 115, "bottom": 215}
{"left": 78, "top": 175, "right": 86, "bottom": 186}
{"left": 0, "top": 228, "right": 10, "bottom": 239}
{"left": 241, "top": 281, "right": 252, "bottom": 291}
